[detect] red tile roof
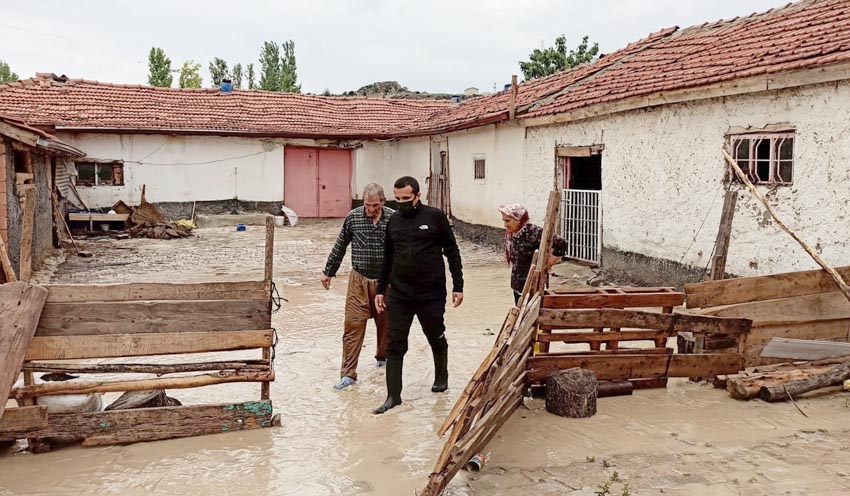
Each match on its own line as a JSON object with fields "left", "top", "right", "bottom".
{"left": 0, "top": 114, "right": 84, "bottom": 156}
{"left": 1, "top": 0, "right": 848, "bottom": 137}
{"left": 0, "top": 76, "right": 455, "bottom": 139}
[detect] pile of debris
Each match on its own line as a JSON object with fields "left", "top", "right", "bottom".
{"left": 129, "top": 223, "right": 192, "bottom": 239}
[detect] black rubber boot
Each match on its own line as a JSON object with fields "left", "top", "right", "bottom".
{"left": 431, "top": 347, "right": 448, "bottom": 393}
{"left": 374, "top": 356, "right": 403, "bottom": 414}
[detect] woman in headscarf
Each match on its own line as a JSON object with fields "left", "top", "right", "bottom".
{"left": 498, "top": 203, "right": 567, "bottom": 304}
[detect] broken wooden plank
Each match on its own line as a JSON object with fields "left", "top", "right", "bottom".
{"left": 22, "top": 360, "right": 270, "bottom": 375}
{"left": 0, "top": 406, "right": 48, "bottom": 440}
{"left": 44, "top": 281, "right": 269, "bottom": 303}
{"left": 538, "top": 308, "right": 751, "bottom": 335}
{"left": 760, "top": 337, "right": 850, "bottom": 361}
{"left": 0, "top": 282, "right": 48, "bottom": 420}
{"left": 543, "top": 291, "right": 684, "bottom": 310}
{"left": 743, "top": 319, "right": 850, "bottom": 367}
{"left": 11, "top": 370, "right": 274, "bottom": 398}
{"left": 25, "top": 329, "right": 275, "bottom": 360}
{"left": 685, "top": 266, "right": 850, "bottom": 309}
{"left": 36, "top": 299, "right": 271, "bottom": 336}
{"left": 26, "top": 401, "right": 274, "bottom": 445}
{"left": 526, "top": 353, "right": 742, "bottom": 382}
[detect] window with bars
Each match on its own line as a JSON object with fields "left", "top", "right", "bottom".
{"left": 75, "top": 161, "right": 124, "bottom": 186}
{"left": 474, "top": 157, "right": 486, "bottom": 180}
{"left": 729, "top": 133, "right": 794, "bottom": 186}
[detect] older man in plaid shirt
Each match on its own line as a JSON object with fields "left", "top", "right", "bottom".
{"left": 322, "top": 183, "right": 394, "bottom": 390}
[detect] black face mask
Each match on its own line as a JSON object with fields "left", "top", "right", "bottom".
{"left": 398, "top": 200, "right": 416, "bottom": 216}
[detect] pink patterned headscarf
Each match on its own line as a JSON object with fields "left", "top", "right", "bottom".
{"left": 498, "top": 203, "right": 530, "bottom": 264}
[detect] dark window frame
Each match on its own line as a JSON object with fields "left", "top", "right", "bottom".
{"left": 75, "top": 161, "right": 124, "bottom": 187}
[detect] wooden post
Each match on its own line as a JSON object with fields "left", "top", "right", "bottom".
{"left": 710, "top": 190, "right": 738, "bottom": 280}
{"left": 264, "top": 215, "right": 274, "bottom": 282}
{"left": 0, "top": 230, "right": 15, "bottom": 282}
{"left": 722, "top": 148, "right": 850, "bottom": 304}
{"left": 19, "top": 189, "right": 35, "bottom": 281}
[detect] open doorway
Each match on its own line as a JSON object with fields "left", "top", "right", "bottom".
{"left": 557, "top": 146, "right": 603, "bottom": 265}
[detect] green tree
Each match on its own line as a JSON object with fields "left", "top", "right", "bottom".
{"left": 208, "top": 57, "right": 230, "bottom": 87}
{"left": 280, "top": 40, "right": 300, "bottom": 93}
{"left": 178, "top": 61, "right": 202, "bottom": 88}
{"left": 246, "top": 63, "right": 255, "bottom": 89}
{"left": 231, "top": 63, "right": 243, "bottom": 89}
{"left": 519, "top": 35, "right": 599, "bottom": 80}
{"left": 0, "top": 60, "right": 19, "bottom": 84}
{"left": 258, "top": 41, "right": 281, "bottom": 91}
{"left": 147, "top": 47, "right": 173, "bottom": 87}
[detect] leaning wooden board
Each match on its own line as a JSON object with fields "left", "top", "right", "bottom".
{"left": 0, "top": 282, "right": 48, "bottom": 420}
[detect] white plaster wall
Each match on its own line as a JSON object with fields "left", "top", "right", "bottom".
{"left": 354, "top": 137, "right": 430, "bottom": 200}
{"left": 54, "top": 133, "right": 286, "bottom": 207}
{"left": 446, "top": 123, "right": 525, "bottom": 227}
{"left": 524, "top": 81, "right": 850, "bottom": 276}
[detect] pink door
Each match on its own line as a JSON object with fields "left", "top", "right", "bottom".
{"left": 318, "top": 149, "right": 351, "bottom": 218}
{"left": 284, "top": 148, "right": 319, "bottom": 217}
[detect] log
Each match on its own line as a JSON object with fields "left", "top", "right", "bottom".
{"left": 597, "top": 380, "right": 633, "bottom": 398}
{"left": 545, "top": 368, "right": 597, "bottom": 418}
{"left": 0, "top": 283, "right": 48, "bottom": 420}
{"left": 726, "top": 367, "right": 832, "bottom": 400}
{"left": 759, "top": 359, "right": 850, "bottom": 402}
{"left": 721, "top": 148, "right": 850, "bottom": 306}
{"left": 24, "top": 401, "right": 275, "bottom": 446}
{"left": 11, "top": 370, "right": 274, "bottom": 398}
{"left": 105, "top": 390, "right": 182, "bottom": 411}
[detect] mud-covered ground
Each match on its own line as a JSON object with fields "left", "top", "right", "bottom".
{"left": 2, "top": 219, "right": 850, "bottom": 496}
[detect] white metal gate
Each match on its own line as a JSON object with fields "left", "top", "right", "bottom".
{"left": 561, "top": 189, "right": 602, "bottom": 265}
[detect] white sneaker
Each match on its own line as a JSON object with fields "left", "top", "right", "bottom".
{"left": 333, "top": 376, "right": 356, "bottom": 390}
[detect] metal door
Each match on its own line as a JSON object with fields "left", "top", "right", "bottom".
{"left": 318, "top": 149, "right": 352, "bottom": 218}
{"left": 284, "top": 147, "right": 319, "bottom": 218}
{"left": 562, "top": 189, "right": 602, "bottom": 265}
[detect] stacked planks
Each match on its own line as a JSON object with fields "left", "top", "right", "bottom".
{"left": 685, "top": 265, "right": 850, "bottom": 368}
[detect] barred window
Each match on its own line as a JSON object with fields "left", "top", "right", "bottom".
{"left": 729, "top": 133, "right": 794, "bottom": 186}
{"left": 474, "top": 158, "right": 486, "bottom": 180}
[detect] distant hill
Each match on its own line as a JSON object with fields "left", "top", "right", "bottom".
{"left": 323, "top": 81, "right": 474, "bottom": 100}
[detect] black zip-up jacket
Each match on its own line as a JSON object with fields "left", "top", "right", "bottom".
{"left": 377, "top": 203, "right": 463, "bottom": 300}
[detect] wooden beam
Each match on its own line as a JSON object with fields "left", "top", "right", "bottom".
{"left": 538, "top": 329, "right": 674, "bottom": 343}
{"left": 686, "top": 266, "right": 850, "bottom": 309}
{"left": 19, "top": 401, "right": 275, "bottom": 445}
{"left": 44, "top": 280, "right": 269, "bottom": 303}
{"left": 0, "top": 283, "right": 48, "bottom": 420}
{"left": 527, "top": 353, "right": 742, "bottom": 382}
{"left": 0, "top": 406, "right": 47, "bottom": 440}
{"left": 67, "top": 213, "right": 129, "bottom": 222}
{"left": 19, "top": 191, "right": 35, "bottom": 281}
{"left": 265, "top": 214, "right": 274, "bottom": 282}
{"left": 721, "top": 148, "right": 850, "bottom": 305}
{"left": 760, "top": 337, "right": 850, "bottom": 361}
{"left": 36, "top": 299, "right": 271, "bottom": 336}
{"left": 22, "top": 359, "right": 270, "bottom": 375}
{"left": 0, "top": 229, "right": 15, "bottom": 282}
{"left": 25, "top": 329, "right": 275, "bottom": 360}
{"left": 11, "top": 370, "right": 274, "bottom": 398}
{"left": 710, "top": 190, "right": 737, "bottom": 280}
{"left": 697, "top": 292, "right": 850, "bottom": 322}
{"left": 543, "top": 291, "right": 685, "bottom": 309}
{"left": 743, "top": 319, "right": 850, "bottom": 367}
{"left": 538, "top": 308, "right": 751, "bottom": 335}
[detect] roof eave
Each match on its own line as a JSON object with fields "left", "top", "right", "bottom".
{"left": 53, "top": 126, "right": 399, "bottom": 141}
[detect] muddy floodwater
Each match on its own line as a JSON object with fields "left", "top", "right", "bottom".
{"left": 3, "top": 220, "right": 850, "bottom": 495}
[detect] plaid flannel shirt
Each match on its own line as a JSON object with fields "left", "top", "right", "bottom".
{"left": 323, "top": 206, "right": 394, "bottom": 280}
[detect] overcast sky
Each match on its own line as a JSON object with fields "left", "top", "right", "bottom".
{"left": 2, "top": 0, "right": 785, "bottom": 94}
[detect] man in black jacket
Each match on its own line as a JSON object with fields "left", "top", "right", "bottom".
{"left": 374, "top": 176, "right": 464, "bottom": 414}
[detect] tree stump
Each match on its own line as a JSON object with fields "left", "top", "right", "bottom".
{"left": 545, "top": 368, "right": 597, "bottom": 418}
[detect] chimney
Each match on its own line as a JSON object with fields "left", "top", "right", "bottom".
{"left": 220, "top": 79, "right": 233, "bottom": 93}
{"left": 509, "top": 75, "right": 518, "bottom": 120}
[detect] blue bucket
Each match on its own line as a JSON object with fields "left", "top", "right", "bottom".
{"left": 236, "top": 223, "right": 247, "bottom": 231}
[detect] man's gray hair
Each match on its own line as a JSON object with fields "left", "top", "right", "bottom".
{"left": 362, "top": 183, "right": 386, "bottom": 201}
